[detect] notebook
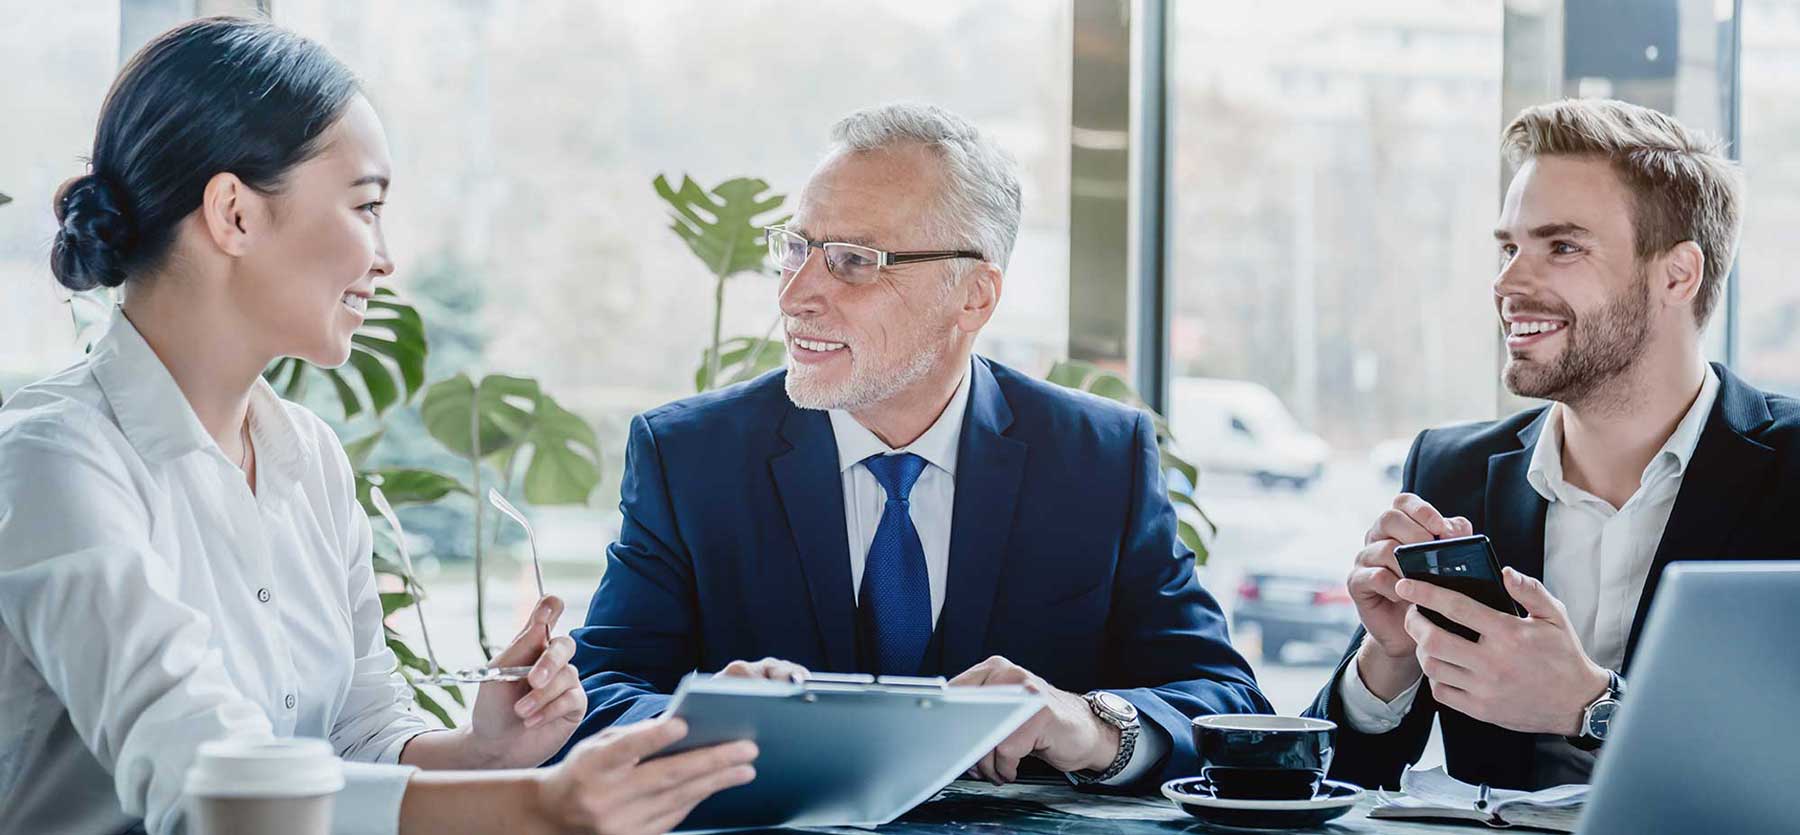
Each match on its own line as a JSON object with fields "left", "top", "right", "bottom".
{"left": 1369, "top": 767, "right": 1586, "bottom": 832}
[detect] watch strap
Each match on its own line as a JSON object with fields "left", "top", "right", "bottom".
{"left": 1071, "top": 692, "right": 1140, "bottom": 784}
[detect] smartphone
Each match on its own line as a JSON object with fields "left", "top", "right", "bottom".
{"left": 1392, "top": 534, "right": 1523, "bottom": 642}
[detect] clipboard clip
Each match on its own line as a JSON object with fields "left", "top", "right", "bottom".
{"left": 799, "top": 672, "right": 951, "bottom": 695}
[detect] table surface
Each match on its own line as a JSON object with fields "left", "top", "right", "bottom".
{"left": 737, "top": 779, "right": 1510, "bottom": 835}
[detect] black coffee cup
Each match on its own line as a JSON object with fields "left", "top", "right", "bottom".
{"left": 1192, "top": 714, "right": 1335, "bottom": 801}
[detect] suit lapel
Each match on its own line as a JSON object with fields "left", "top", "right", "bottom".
{"left": 771, "top": 405, "right": 858, "bottom": 672}
{"left": 1622, "top": 364, "right": 1775, "bottom": 666}
{"left": 1485, "top": 409, "right": 1551, "bottom": 581}
{"left": 938, "top": 359, "right": 1028, "bottom": 675}
{"left": 1472, "top": 409, "right": 1551, "bottom": 788}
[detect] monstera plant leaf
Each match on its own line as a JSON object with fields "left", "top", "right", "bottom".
{"left": 652, "top": 175, "right": 790, "bottom": 278}
{"left": 694, "top": 335, "right": 785, "bottom": 392}
{"left": 0, "top": 191, "right": 12, "bottom": 207}
{"left": 420, "top": 373, "right": 602, "bottom": 506}
{"left": 355, "top": 467, "right": 471, "bottom": 518}
{"left": 265, "top": 286, "right": 427, "bottom": 419}
{"left": 1046, "top": 360, "right": 1216, "bottom": 565}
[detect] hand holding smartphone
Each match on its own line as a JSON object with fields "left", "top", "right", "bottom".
{"left": 1392, "top": 534, "right": 1522, "bottom": 641}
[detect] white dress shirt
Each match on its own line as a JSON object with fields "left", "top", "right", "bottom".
{"left": 0, "top": 313, "right": 429, "bottom": 835}
{"left": 1339, "top": 366, "right": 1719, "bottom": 785}
{"left": 825, "top": 358, "right": 1167, "bottom": 785}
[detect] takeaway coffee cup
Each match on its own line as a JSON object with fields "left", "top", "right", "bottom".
{"left": 1191, "top": 714, "right": 1335, "bottom": 800}
{"left": 185, "top": 737, "right": 345, "bottom": 835}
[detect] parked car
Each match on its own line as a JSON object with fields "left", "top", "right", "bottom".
{"left": 1231, "top": 566, "right": 1360, "bottom": 665}
{"left": 1167, "top": 378, "right": 1330, "bottom": 489}
{"left": 1369, "top": 436, "right": 1413, "bottom": 482}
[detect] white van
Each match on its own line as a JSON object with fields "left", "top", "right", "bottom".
{"left": 1167, "top": 378, "right": 1330, "bottom": 489}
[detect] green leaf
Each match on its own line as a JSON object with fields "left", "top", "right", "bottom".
{"left": 1044, "top": 360, "right": 1096, "bottom": 389}
{"left": 652, "top": 174, "right": 789, "bottom": 279}
{"left": 441, "top": 682, "right": 467, "bottom": 708}
{"left": 260, "top": 288, "right": 428, "bottom": 419}
{"left": 1160, "top": 447, "right": 1198, "bottom": 492}
{"left": 412, "top": 685, "right": 456, "bottom": 728}
{"left": 1177, "top": 519, "right": 1210, "bottom": 566}
{"left": 695, "top": 336, "right": 786, "bottom": 392}
{"left": 421, "top": 373, "right": 540, "bottom": 459}
{"left": 379, "top": 591, "right": 416, "bottom": 616}
{"left": 356, "top": 468, "right": 471, "bottom": 515}
{"left": 0, "top": 192, "right": 11, "bottom": 207}
{"left": 423, "top": 374, "right": 600, "bottom": 506}
{"left": 518, "top": 395, "right": 603, "bottom": 506}
{"left": 342, "top": 430, "right": 385, "bottom": 469}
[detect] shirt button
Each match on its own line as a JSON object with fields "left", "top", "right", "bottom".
{"left": 284, "top": 694, "right": 296, "bottom": 710}
{"left": 256, "top": 588, "right": 272, "bottom": 604}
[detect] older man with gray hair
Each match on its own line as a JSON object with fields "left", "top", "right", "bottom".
{"left": 558, "top": 103, "right": 1268, "bottom": 792}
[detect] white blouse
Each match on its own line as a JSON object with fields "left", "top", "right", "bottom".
{"left": 0, "top": 313, "right": 429, "bottom": 835}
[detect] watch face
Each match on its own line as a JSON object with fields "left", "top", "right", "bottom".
{"left": 1095, "top": 691, "right": 1138, "bottom": 721}
{"left": 1589, "top": 700, "right": 1619, "bottom": 738}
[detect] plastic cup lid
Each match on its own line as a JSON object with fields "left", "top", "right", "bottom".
{"left": 185, "top": 737, "right": 345, "bottom": 798}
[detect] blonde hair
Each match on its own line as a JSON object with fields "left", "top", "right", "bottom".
{"left": 1501, "top": 99, "right": 1744, "bottom": 327}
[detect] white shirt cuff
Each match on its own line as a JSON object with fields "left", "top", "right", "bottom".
{"left": 332, "top": 761, "right": 418, "bottom": 835}
{"left": 1337, "top": 658, "right": 1422, "bottom": 734}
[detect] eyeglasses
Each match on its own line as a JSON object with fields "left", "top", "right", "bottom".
{"left": 369, "top": 485, "right": 547, "bottom": 685}
{"left": 764, "top": 225, "right": 985, "bottom": 285}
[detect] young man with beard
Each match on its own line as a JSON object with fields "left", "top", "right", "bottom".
{"left": 1307, "top": 98, "right": 1800, "bottom": 791}
{"left": 555, "top": 103, "right": 1269, "bottom": 792}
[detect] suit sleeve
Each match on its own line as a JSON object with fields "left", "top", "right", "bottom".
{"left": 1302, "top": 429, "right": 1440, "bottom": 790}
{"left": 1103, "top": 411, "right": 1273, "bottom": 789}
{"left": 551, "top": 414, "right": 696, "bottom": 762}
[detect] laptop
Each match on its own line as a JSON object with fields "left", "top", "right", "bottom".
{"left": 1581, "top": 561, "right": 1800, "bottom": 834}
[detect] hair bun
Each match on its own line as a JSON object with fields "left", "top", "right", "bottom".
{"left": 51, "top": 173, "right": 136, "bottom": 291}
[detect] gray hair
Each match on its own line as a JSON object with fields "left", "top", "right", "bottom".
{"left": 827, "top": 102, "right": 1023, "bottom": 274}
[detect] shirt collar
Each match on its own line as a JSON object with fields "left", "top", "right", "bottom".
{"left": 1526, "top": 363, "right": 1721, "bottom": 503}
{"left": 827, "top": 357, "right": 973, "bottom": 477}
{"left": 90, "top": 309, "right": 311, "bottom": 480}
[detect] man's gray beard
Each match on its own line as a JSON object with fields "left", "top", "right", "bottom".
{"left": 1503, "top": 269, "right": 1651, "bottom": 407}
{"left": 785, "top": 338, "right": 946, "bottom": 412}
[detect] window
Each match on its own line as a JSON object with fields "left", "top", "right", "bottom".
{"left": 1736, "top": 0, "right": 1800, "bottom": 396}
{"left": 0, "top": 2, "right": 117, "bottom": 395}
{"left": 277, "top": 0, "right": 1073, "bottom": 672}
{"left": 1166, "top": 2, "right": 1504, "bottom": 727}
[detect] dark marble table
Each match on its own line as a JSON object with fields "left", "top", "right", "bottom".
{"left": 744, "top": 779, "right": 1514, "bottom": 835}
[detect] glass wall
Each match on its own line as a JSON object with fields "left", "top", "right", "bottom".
{"left": 1737, "top": 0, "right": 1800, "bottom": 395}
{"left": 1165, "top": 1, "right": 1504, "bottom": 718}
{"left": 0, "top": 1, "right": 118, "bottom": 394}
{"left": 273, "top": 0, "right": 1073, "bottom": 670}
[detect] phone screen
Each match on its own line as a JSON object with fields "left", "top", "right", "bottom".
{"left": 1393, "top": 535, "right": 1522, "bottom": 642}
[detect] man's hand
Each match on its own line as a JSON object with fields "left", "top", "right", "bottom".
{"left": 948, "top": 656, "right": 1120, "bottom": 784}
{"left": 716, "top": 657, "right": 810, "bottom": 683}
{"left": 1348, "top": 493, "right": 1472, "bottom": 700}
{"left": 1396, "top": 567, "right": 1610, "bottom": 736}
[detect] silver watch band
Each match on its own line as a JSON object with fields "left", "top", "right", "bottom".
{"left": 1072, "top": 693, "right": 1141, "bottom": 784}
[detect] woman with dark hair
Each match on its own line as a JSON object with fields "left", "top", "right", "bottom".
{"left": 0, "top": 17, "right": 754, "bottom": 835}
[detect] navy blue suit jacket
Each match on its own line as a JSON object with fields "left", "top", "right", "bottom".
{"left": 557, "top": 357, "right": 1269, "bottom": 787}
{"left": 1305, "top": 363, "right": 1800, "bottom": 791}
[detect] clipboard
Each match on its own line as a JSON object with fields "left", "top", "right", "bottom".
{"left": 656, "top": 671, "right": 1045, "bottom": 833}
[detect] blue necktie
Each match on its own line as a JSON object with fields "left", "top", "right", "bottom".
{"left": 858, "top": 452, "right": 932, "bottom": 676}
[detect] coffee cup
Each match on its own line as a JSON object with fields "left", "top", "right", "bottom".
{"left": 1192, "top": 714, "right": 1335, "bottom": 800}
{"left": 185, "top": 737, "right": 345, "bottom": 835}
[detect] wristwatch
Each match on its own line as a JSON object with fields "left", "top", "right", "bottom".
{"left": 1568, "top": 669, "right": 1625, "bottom": 751}
{"left": 1071, "top": 691, "right": 1141, "bottom": 784}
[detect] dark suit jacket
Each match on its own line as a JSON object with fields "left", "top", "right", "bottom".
{"left": 1306, "top": 363, "right": 1800, "bottom": 791}
{"left": 556, "top": 356, "right": 1270, "bottom": 787}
